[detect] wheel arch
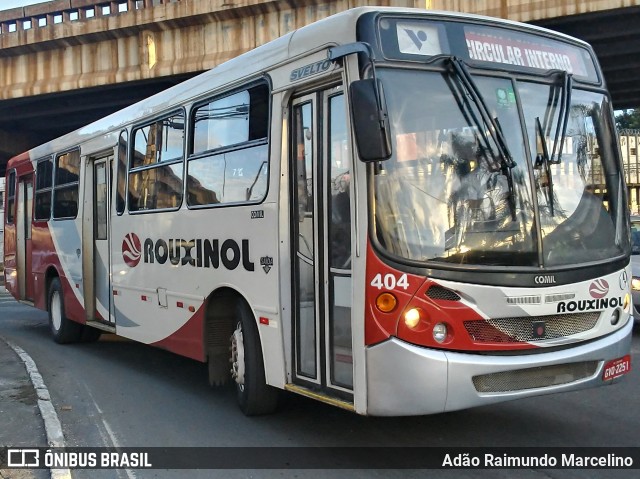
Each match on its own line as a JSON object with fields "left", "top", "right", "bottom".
{"left": 43, "top": 266, "right": 61, "bottom": 312}
{"left": 203, "top": 286, "right": 255, "bottom": 386}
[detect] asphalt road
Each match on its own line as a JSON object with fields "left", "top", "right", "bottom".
{"left": 1, "top": 289, "right": 639, "bottom": 479}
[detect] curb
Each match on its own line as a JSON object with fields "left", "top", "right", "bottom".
{"left": 2, "top": 338, "right": 71, "bottom": 479}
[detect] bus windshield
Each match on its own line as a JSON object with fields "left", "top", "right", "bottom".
{"left": 373, "top": 67, "right": 627, "bottom": 267}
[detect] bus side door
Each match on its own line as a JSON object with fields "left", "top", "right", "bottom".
{"left": 290, "top": 85, "right": 354, "bottom": 397}
{"left": 82, "top": 154, "right": 114, "bottom": 323}
{"left": 16, "top": 175, "right": 34, "bottom": 300}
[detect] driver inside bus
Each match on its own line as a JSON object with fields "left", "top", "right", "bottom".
{"left": 443, "top": 132, "right": 491, "bottom": 222}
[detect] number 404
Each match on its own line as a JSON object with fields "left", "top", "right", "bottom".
{"left": 370, "top": 273, "right": 409, "bottom": 291}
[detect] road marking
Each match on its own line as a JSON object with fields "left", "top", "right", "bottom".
{"left": 1, "top": 336, "right": 72, "bottom": 479}
{"left": 86, "top": 387, "right": 137, "bottom": 479}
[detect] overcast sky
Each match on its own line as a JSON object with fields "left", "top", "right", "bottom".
{"left": 1, "top": 1, "right": 47, "bottom": 11}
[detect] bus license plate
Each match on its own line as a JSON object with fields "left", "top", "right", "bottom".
{"left": 602, "top": 355, "right": 631, "bottom": 381}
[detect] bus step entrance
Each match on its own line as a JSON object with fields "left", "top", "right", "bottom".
{"left": 284, "top": 384, "right": 354, "bottom": 412}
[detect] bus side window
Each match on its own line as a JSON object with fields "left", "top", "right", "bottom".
{"left": 187, "top": 82, "right": 269, "bottom": 207}
{"left": 128, "top": 111, "right": 184, "bottom": 212}
{"left": 35, "top": 157, "right": 53, "bottom": 221}
{"left": 53, "top": 150, "right": 80, "bottom": 219}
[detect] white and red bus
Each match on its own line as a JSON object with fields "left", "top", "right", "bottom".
{"left": 3, "top": 7, "right": 633, "bottom": 416}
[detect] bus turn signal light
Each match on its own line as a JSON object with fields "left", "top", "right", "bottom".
{"left": 376, "top": 293, "right": 397, "bottom": 313}
{"left": 623, "top": 293, "right": 631, "bottom": 313}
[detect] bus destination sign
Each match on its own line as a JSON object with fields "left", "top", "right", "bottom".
{"left": 387, "top": 18, "right": 597, "bottom": 81}
{"left": 463, "top": 26, "right": 589, "bottom": 77}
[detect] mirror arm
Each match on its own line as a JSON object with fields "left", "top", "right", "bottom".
{"left": 328, "top": 42, "right": 375, "bottom": 63}
{"left": 328, "top": 42, "right": 386, "bottom": 128}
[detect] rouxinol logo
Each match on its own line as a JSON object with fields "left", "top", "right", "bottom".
{"left": 122, "top": 233, "right": 142, "bottom": 267}
{"left": 122, "top": 234, "right": 255, "bottom": 272}
{"left": 589, "top": 279, "right": 609, "bottom": 299}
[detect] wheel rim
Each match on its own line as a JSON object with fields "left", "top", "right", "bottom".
{"left": 51, "top": 291, "right": 62, "bottom": 331}
{"left": 230, "top": 321, "right": 246, "bottom": 392}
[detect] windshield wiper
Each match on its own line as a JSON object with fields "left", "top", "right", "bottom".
{"left": 534, "top": 71, "right": 572, "bottom": 217}
{"left": 549, "top": 71, "right": 573, "bottom": 164}
{"left": 535, "top": 117, "right": 555, "bottom": 216}
{"left": 447, "top": 57, "right": 517, "bottom": 220}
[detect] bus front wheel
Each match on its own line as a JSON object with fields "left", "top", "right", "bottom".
{"left": 48, "top": 278, "right": 83, "bottom": 344}
{"left": 230, "top": 302, "right": 278, "bottom": 415}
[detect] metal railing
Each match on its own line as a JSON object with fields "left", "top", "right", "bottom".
{"left": 0, "top": 0, "right": 181, "bottom": 35}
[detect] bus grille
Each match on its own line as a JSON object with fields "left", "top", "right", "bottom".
{"left": 472, "top": 361, "right": 599, "bottom": 393}
{"left": 426, "top": 286, "right": 461, "bottom": 301}
{"left": 463, "top": 312, "right": 600, "bottom": 343}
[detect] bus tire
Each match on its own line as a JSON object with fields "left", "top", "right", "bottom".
{"left": 230, "top": 302, "right": 278, "bottom": 415}
{"left": 48, "top": 278, "right": 83, "bottom": 344}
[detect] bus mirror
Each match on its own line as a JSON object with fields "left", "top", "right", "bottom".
{"left": 349, "top": 79, "right": 392, "bottom": 162}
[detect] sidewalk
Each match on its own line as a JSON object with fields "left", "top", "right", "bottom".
{"left": 0, "top": 284, "right": 50, "bottom": 479}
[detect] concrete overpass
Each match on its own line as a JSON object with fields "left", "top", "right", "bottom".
{"left": 1, "top": 0, "right": 640, "bottom": 176}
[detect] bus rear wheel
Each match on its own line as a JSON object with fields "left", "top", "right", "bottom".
{"left": 48, "top": 278, "right": 83, "bottom": 344}
{"left": 230, "top": 302, "right": 278, "bottom": 415}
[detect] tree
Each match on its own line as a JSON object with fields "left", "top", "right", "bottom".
{"left": 616, "top": 109, "right": 640, "bottom": 130}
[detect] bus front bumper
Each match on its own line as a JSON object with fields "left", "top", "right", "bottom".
{"left": 365, "top": 318, "right": 633, "bottom": 416}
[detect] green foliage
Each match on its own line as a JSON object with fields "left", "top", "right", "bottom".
{"left": 616, "top": 109, "right": 640, "bottom": 130}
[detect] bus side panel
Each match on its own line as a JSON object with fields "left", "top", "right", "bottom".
{"left": 29, "top": 219, "right": 87, "bottom": 322}
{"left": 111, "top": 209, "right": 206, "bottom": 354}
{"left": 31, "top": 222, "right": 59, "bottom": 311}
{"left": 59, "top": 271, "right": 86, "bottom": 324}
{"left": 150, "top": 305, "right": 205, "bottom": 362}
{"left": 110, "top": 203, "right": 282, "bottom": 374}
{"left": 32, "top": 270, "right": 48, "bottom": 311}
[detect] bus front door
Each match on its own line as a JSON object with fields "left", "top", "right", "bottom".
{"left": 291, "top": 87, "right": 354, "bottom": 399}
{"left": 83, "top": 155, "right": 114, "bottom": 323}
{"left": 15, "top": 176, "right": 33, "bottom": 301}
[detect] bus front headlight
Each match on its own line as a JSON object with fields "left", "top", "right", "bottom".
{"left": 433, "top": 323, "right": 448, "bottom": 343}
{"left": 404, "top": 308, "right": 423, "bottom": 329}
